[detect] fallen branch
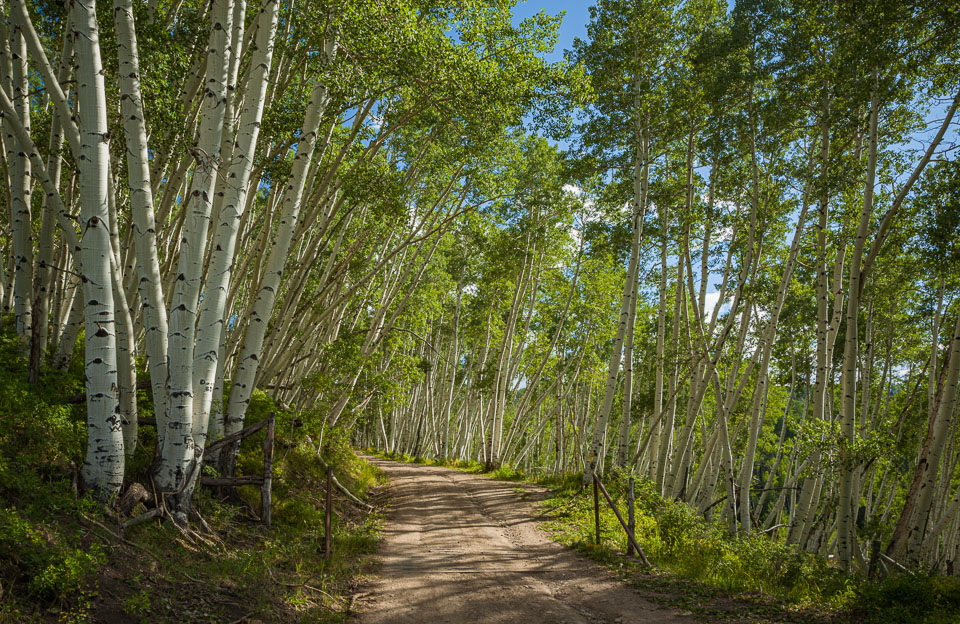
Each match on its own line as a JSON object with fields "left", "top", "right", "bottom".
{"left": 306, "top": 436, "right": 374, "bottom": 510}
{"left": 204, "top": 419, "right": 271, "bottom": 455}
{"left": 228, "top": 611, "right": 256, "bottom": 624}
{"left": 703, "top": 485, "right": 799, "bottom": 514}
{"left": 121, "top": 508, "right": 162, "bottom": 531}
{"left": 200, "top": 476, "right": 265, "bottom": 487}
{"left": 78, "top": 512, "right": 160, "bottom": 563}
{"left": 191, "top": 508, "right": 216, "bottom": 536}
{"left": 593, "top": 474, "right": 651, "bottom": 567}
{"left": 881, "top": 553, "right": 916, "bottom": 576}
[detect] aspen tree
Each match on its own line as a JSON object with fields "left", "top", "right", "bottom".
{"left": 191, "top": 0, "right": 280, "bottom": 478}
{"left": 74, "top": 0, "right": 124, "bottom": 498}
{"left": 6, "top": 4, "right": 31, "bottom": 339}
{"left": 157, "top": 0, "right": 235, "bottom": 497}
{"left": 223, "top": 31, "right": 337, "bottom": 459}
{"left": 28, "top": 17, "right": 73, "bottom": 384}
{"left": 114, "top": 0, "right": 168, "bottom": 422}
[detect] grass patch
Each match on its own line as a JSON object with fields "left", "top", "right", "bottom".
{"left": 538, "top": 469, "right": 849, "bottom": 622}
{"left": 853, "top": 574, "right": 960, "bottom": 624}
{"left": 366, "top": 449, "right": 545, "bottom": 484}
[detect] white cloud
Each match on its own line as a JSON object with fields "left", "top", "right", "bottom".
{"left": 568, "top": 224, "right": 584, "bottom": 252}
{"left": 703, "top": 291, "right": 722, "bottom": 317}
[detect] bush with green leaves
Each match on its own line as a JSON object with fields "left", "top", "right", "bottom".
{"left": 854, "top": 574, "right": 960, "bottom": 624}
{"left": 0, "top": 507, "right": 104, "bottom": 601}
{"left": 542, "top": 469, "right": 856, "bottom": 608}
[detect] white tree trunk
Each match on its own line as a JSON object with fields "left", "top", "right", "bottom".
{"left": 74, "top": 0, "right": 124, "bottom": 498}
{"left": 583, "top": 203, "right": 642, "bottom": 486}
{"left": 29, "top": 19, "right": 73, "bottom": 380}
{"left": 114, "top": 0, "right": 169, "bottom": 422}
{"left": 157, "top": 0, "right": 235, "bottom": 495}
{"left": 192, "top": 0, "right": 280, "bottom": 473}
{"left": 6, "top": 11, "right": 31, "bottom": 338}
{"left": 617, "top": 126, "right": 647, "bottom": 467}
{"left": 223, "top": 50, "right": 334, "bottom": 450}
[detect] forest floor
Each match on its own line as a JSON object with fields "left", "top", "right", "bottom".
{"left": 0, "top": 319, "right": 384, "bottom": 624}
{"left": 352, "top": 457, "right": 698, "bottom": 624}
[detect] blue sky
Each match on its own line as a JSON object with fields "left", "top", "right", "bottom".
{"left": 511, "top": 1, "right": 591, "bottom": 63}
{"left": 511, "top": 0, "right": 737, "bottom": 58}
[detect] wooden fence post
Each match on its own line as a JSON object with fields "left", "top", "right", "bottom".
{"left": 261, "top": 413, "right": 276, "bottom": 527}
{"left": 593, "top": 474, "right": 651, "bottom": 567}
{"left": 593, "top": 475, "right": 600, "bottom": 545}
{"left": 324, "top": 467, "right": 333, "bottom": 562}
{"left": 627, "top": 476, "right": 636, "bottom": 557}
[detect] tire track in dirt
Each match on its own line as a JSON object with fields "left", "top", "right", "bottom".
{"left": 352, "top": 458, "right": 697, "bottom": 624}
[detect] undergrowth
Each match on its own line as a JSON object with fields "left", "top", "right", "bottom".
{"left": 0, "top": 320, "right": 384, "bottom": 623}
{"left": 370, "top": 449, "right": 960, "bottom": 624}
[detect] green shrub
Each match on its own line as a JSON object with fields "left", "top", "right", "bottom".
{"left": 490, "top": 464, "right": 524, "bottom": 480}
{"left": 0, "top": 507, "right": 103, "bottom": 601}
{"left": 855, "top": 574, "right": 960, "bottom": 624}
{"left": 123, "top": 589, "right": 152, "bottom": 617}
{"left": 540, "top": 470, "right": 863, "bottom": 610}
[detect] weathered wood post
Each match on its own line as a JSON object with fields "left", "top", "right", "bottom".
{"left": 261, "top": 413, "right": 276, "bottom": 527}
{"left": 594, "top": 474, "right": 651, "bottom": 566}
{"left": 324, "top": 467, "right": 333, "bottom": 562}
{"left": 593, "top": 474, "right": 600, "bottom": 545}
{"left": 868, "top": 539, "right": 881, "bottom": 579}
{"left": 627, "top": 476, "right": 636, "bottom": 557}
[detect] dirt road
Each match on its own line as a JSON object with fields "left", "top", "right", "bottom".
{"left": 353, "top": 458, "right": 697, "bottom": 624}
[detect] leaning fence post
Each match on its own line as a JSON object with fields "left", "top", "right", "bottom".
{"left": 261, "top": 412, "right": 276, "bottom": 527}
{"left": 593, "top": 474, "right": 601, "bottom": 545}
{"left": 627, "top": 476, "right": 636, "bottom": 557}
{"left": 594, "top": 474, "right": 651, "bottom": 567}
{"left": 324, "top": 466, "right": 333, "bottom": 562}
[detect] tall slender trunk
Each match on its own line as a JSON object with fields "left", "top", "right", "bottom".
{"left": 790, "top": 94, "right": 832, "bottom": 546}
{"left": 442, "top": 289, "right": 460, "bottom": 460}
{"left": 156, "top": 0, "right": 235, "bottom": 496}
{"left": 75, "top": 0, "right": 124, "bottom": 498}
{"left": 114, "top": 0, "right": 169, "bottom": 422}
{"left": 656, "top": 231, "right": 684, "bottom": 494}
{"left": 191, "top": 0, "right": 280, "bottom": 486}
{"left": 837, "top": 79, "right": 880, "bottom": 571}
{"left": 29, "top": 17, "right": 74, "bottom": 382}
{"left": 583, "top": 191, "right": 643, "bottom": 486}
{"left": 223, "top": 36, "right": 335, "bottom": 458}
{"left": 737, "top": 136, "right": 813, "bottom": 533}
{"left": 647, "top": 198, "right": 670, "bottom": 481}
{"left": 618, "top": 125, "right": 648, "bottom": 467}
{"left": 889, "top": 312, "right": 960, "bottom": 560}
{"left": 7, "top": 11, "right": 31, "bottom": 339}
{"left": 108, "top": 166, "right": 138, "bottom": 456}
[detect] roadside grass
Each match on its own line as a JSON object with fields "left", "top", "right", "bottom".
{"left": 367, "top": 449, "right": 538, "bottom": 483}
{"left": 0, "top": 320, "right": 384, "bottom": 624}
{"left": 367, "top": 450, "right": 960, "bottom": 624}
{"left": 538, "top": 467, "right": 848, "bottom": 623}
